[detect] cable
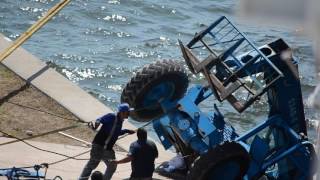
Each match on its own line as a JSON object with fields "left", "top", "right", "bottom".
{"left": 0, "top": 125, "right": 77, "bottom": 146}
{"left": 0, "top": 129, "right": 89, "bottom": 161}
{"left": 5, "top": 100, "right": 158, "bottom": 125}
{"left": 6, "top": 101, "right": 84, "bottom": 123}
{"left": 0, "top": 101, "right": 93, "bottom": 164}
{"left": 0, "top": 100, "right": 154, "bottom": 154}
{"left": 3, "top": 100, "right": 156, "bottom": 147}
{"left": 0, "top": 127, "right": 187, "bottom": 177}
{"left": 1, "top": 99, "right": 162, "bottom": 167}
{"left": 48, "top": 149, "right": 91, "bottom": 166}
{"left": 115, "top": 120, "right": 154, "bottom": 141}
{"left": 0, "top": 83, "right": 29, "bottom": 106}
{"left": 0, "top": 125, "right": 150, "bottom": 167}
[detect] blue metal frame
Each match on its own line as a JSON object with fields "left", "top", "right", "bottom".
{"left": 148, "top": 16, "right": 316, "bottom": 179}
{"left": 235, "top": 115, "right": 314, "bottom": 179}
{"left": 0, "top": 165, "right": 46, "bottom": 180}
{"left": 153, "top": 84, "right": 315, "bottom": 179}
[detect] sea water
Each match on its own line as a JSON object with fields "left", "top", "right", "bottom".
{"left": 0, "top": 0, "right": 318, "bottom": 140}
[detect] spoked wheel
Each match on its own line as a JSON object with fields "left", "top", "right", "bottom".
{"left": 187, "top": 141, "right": 250, "bottom": 180}
{"left": 121, "top": 60, "right": 188, "bottom": 122}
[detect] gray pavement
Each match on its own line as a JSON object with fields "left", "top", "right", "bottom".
{"left": 0, "top": 137, "right": 171, "bottom": 180}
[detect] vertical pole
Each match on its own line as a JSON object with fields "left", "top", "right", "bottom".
{"left": 317, "top": 122, "right": 320, "bottom": 180}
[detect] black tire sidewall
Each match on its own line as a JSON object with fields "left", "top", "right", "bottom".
{"left": 133, "top": 72, "right": 187, "bottom": 120}
{"left": 121, "top": 60, "right": 188, "bottom": 122}
{"left": 187, "top": 142, "right": 250, "bottom": 180}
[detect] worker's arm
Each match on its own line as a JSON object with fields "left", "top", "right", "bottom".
{"left": 115, "top": 155, "right": 133, "bottom": 164}
{"left": 120, "top": 129, "right": 136, "bottom": 135}
{"left": 88, "top": 113, "right": 115, "bottom": 130}
{"left": 116, "top": 142, "right": 136, "bottom": 164}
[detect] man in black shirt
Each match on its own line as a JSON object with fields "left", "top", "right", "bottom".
{"left": 79, "top": 103, "right": 135, "bottom": 180}
{"left": 115, "top": 128, "right": 158, "bottom": 180}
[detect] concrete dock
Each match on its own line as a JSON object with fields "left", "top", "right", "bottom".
{"left": 0, "top": 34, "right": 174, "bottom": 179}
{"left": 0, "top": 137, "right": 172, "bottom": 180}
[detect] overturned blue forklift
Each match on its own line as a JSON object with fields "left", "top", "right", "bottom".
{"left": 121, "top": 16, "right": 317, "bottom": 180}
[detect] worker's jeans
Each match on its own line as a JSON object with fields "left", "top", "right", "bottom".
{"left": 79, "top": 144, "right": 117, "bottom": 180}
{"left": 129, "top": 177, "right": 152, "bottom": 180}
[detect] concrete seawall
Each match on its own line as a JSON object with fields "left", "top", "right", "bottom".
{"left": 0, "top": 34, "right": 111, "bottom": 122}
{"left": 0, "top": 34, "right": 174, "bottom": 179}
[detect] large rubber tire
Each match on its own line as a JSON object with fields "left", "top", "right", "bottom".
{"left": 187, "top": 141, "right": 250, "bottom": 180}
{"left": 121, "top": 60, "right": 189, "bottom": 122}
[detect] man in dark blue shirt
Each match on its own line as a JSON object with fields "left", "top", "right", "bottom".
{"left": 115, "top": 128, "right": 158, "bottom": 180}
{"left": 79, "top": 103, "right": 135, "bottom": 180}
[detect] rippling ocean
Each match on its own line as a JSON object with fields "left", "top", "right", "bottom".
{"left": 0, "top": 0, "right": 318, "bottom": 139}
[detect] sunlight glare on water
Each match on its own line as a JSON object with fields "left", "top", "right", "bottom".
{"left": 0, "top": 0, "right": 318, "bottom": 139}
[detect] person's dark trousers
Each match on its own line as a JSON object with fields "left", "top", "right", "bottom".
{"left": 79, "top": 144, "right": 117, "bottom": 180}
{"left": 129, "top": 177, "right": 152, "bottom": 180}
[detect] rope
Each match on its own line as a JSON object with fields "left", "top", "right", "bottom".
{"left": 1, "top": 93, "right": 164, "bottom": 169}
{"left": 5, "top": 99, "right": 156, "bottom": 139}
{"left": 5, "top": 100, "right": 159, "bottom": 124}
{"left": 5, "top": 101, "right": 84, "bottom": 123}
{"left": 0, "top": 129, "right": 89, "bottom": 161}
{"left": 0, "top": 125, "right": 77, "bottom": 146}
{"left": 0, "top": 63, "right": 52, "bottom": 107}
{"left": 0, "top": 83, "right": 29, "bottom": 106}
{"left": 0, "top": 127, "right": 190, "bottom": 176}
{"left": 0, "top": 116, "right": 155, "bottom": 168}
{"left": 4, "top": 100, "right": 155, "bottom": 149}
{"left": 47, "top": 150, "right": 91, "bottom": 166}
{"left": 116, "top": 120, "right": 154, "bottom": 141}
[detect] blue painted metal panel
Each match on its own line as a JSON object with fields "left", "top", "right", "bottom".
{"left": 147, "top": 16, "right": 315, "bottom": 180}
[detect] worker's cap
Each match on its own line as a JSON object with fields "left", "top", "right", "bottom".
{"left": 118, "top": 103, "right": 134, "bottom": 112}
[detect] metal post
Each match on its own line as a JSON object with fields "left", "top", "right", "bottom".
{"left": 317, "top": 122, "right": 320, "bottom": 180}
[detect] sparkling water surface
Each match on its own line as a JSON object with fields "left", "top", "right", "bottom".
{"left": 0, "top": 0, "right": 318, "bottom": 141}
